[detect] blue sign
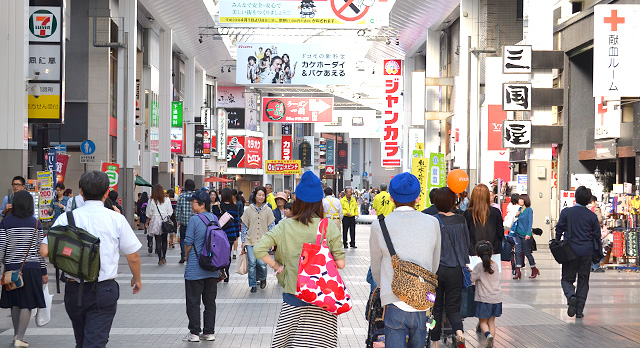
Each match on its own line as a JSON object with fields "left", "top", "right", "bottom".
{"left": 326, "top": 140, "right": 335, "bottom": 166}
{"left": 54, "top": 144, "right": 66, "bottom": 153}
{"left": 46, "top": 148, "right": 57, "bottom": 187}
{"left": 318, "top": 144, "right": 326, "bottom": 149}
{"left": 81, "top": 140, "right": 96, "bottom": 155}
{"left": 363, "top": 172, "right": 368, "bottom": 177}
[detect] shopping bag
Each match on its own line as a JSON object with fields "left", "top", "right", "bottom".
{"left": 36, "top": 285, "right": 53, "bottom": 327}
{"left": 460, "top": 285, "right": 476, "bottom": 318}
{"left": 236, "top": 252, "right": 248, "bottom": 275}
{"left": 295, "top": 218, "right": 352, "bottom": 315}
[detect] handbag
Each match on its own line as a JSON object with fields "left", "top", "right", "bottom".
{"left": 592, "top": 232, "right": 605, "bottom": 264}
{"left": 156, "top": 202, "right": 175, "bottom": 233}
{"left": 36, "top": 284, "right": 54, "bottom": 326}
{"left": 2, "top": 221, "right": 38, "bottom": 291}
{"left": 377, "top": 215, "right": 438, "bottom": 310}
{"left": 460, "top": 285, "right": 477, "bottom": 318}
{"left": 295, "top": 218, "right": 352, "bottom": 315}
{"left": 236, "top": 251, "right": 248, "bottom": 275}
{"left": 501, "top": 239, "right": 513, "bottom": 262}
{"left": 435, "top": 214, "right": 472, "bottom": 288}
{"left": 549, "top": 208, "right": 578, "bottom": 264}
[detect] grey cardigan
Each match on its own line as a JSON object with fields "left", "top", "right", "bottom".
{"left": 370, "top": 207, "right": 442, "bottom": 307}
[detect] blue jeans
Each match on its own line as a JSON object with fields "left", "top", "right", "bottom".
{"left": 366, "top": 267, "right": 377, "bottom": 293}
{"left": 514, "top": 234, "right": 535, "bottom": 268}
{"left": 384, "top": 304, "right": 427, "bottom": 348}
{"left": 65, "top": 280, "right": 119, "bottom": 348}
{"left": 246, "top": 245, "right": 267, "bottom": 288}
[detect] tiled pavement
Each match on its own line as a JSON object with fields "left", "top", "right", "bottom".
{"left": 2, "top": 224, "right": 640, "bottom": 347}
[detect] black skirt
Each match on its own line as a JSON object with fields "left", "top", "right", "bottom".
{"left": 0, "top": 268, "right": 46, "bottom": 309}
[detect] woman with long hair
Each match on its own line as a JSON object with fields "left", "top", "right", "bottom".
{"left": 512, "top": 194, "right": 537, "bottom": 279}
{"left": 220, "top": 188, "right": 240, "bottom": 283}
{"left": 146, "top": 184, "right": 173, "bottom": 265}
{"left": 255, "top": 171, "right": 346, "bottom": 348}
{"left": 137, "top": 192, "right": 150, "bottom": 250}
{"left": 210, "top": 190, "right": 222, "bottom": 219}
{"left": 241, "top": 186, "right": 275, "bottom": 293}
{"left": 0, "top": 191, "right": 47, "bottom": 347}
{"left": 463, "top": 184, "right": 504, "bottom": 271}
{"left": 167, "top": 189, "right": 178, "bottom": 249}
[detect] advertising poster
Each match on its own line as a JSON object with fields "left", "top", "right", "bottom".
{"left": 56, "top": 154, "right": 69, "bottom": 184}
{"left": 336, "top": 142, "right": 348, "bottom": 169}
{"left": 411, "top": 157, "right": 429, "bottom": 211}
{"left": 427, "top": 153, "right": 446, "bottom": 195}
{"left": 45, "top": 148, "right": 57, "bottom": 187}
{"left": 170, "top": 127, "right": 183, "bottom": 153}
{"left": 265, "top": 160, "right": 302, "bottom": 175}
{"left": 101, "top": 162, "right": 120, "bottom": 191}
{"left": 227, "top": 108, "right": 246, "bottom": 129}
{"left": 37, "top": 171, "right": 53, "bottom": 220}
{"left": 237, "top": 43, "right": 353, "bottom": 85}
{"left": 216, "top": 86, "right": 245, "bottom": 108}
{"left": 245, "top": 137, "right": 263, "bottom": 169}
{"left": 194, "top": 125, "right": 204, "bottom": 157}
{"left": 227, "top": 136, "right": 245, "bottom": 168}
{"left": 218, "top": 0, "right": 391, "bottom": 28}
{"left": 263, "top": 97, "right": 333, "bottom": 123}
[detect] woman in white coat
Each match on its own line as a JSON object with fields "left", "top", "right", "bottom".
{"left": 146, "top": 184, "right": 174, "bottom": 265}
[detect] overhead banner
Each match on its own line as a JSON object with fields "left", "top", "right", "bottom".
{"left": 593, "top": 5, "right": 640, "bottom": 97}
{"left": 381, "top": 59, "right": 403, "bottom": 167}
{"left": 282, "top": 135, "right": 292, "bottom": 160}
{"left": 263, "top": 97, "right": 333, "bottom": 123}
{"left": 216, "top": 86, "right": 245, "bottom": 108}
{"left": 411, "top": 157, "right": 428, "bottom": 211}
{"left": 265, "top": 160, "right": 302, "bottom": 175}
{"left": 101, "top": 162, "right": 120, "bottom": 191}
{"left": 218, "top": 0, "right": 391, "bottom": 28}
{"left": 237, "top": 43, "right": 353, "bottom": 85}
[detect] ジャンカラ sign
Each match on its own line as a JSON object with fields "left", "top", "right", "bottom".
{"left": 381, "top": 59, "right": 403, "bottom": 167}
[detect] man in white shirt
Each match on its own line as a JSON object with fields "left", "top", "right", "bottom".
{"left": 41, "top": 171, "right": 142, "bottom": 347}
{"left": 66, "top": 193, "right": 85, "bottom": 211}
{"left": 322, "top": 187, "right": 343, "bottom": 230}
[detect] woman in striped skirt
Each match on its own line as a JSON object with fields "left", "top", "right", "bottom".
{"left": 254, "top": 171, "right": 346, "bottom": 348}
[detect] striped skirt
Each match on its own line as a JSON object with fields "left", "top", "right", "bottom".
{"left": 272, "top": 302, "right": 338, "bottom": 348}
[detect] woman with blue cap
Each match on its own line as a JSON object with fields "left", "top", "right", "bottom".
{"left": 255, "top": 171, "right": 346, "bottom": 348}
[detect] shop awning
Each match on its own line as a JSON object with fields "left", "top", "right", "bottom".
{"left": 135, "top": 175, "right": 154, "bottom": 187}
{"left": 204, "top": 176, "right": 233, "bottom": 183}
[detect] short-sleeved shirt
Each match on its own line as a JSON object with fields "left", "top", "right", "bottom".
{"left": 184, "top": 212, "right": 220, "bottom": 280}
{"left": 46, "top": 200, "right": 142, "bottom": 282}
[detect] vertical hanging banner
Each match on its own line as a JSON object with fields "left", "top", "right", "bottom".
{"left": 595, "top": 97, "right": 621, "bottom": 139}
{"left": 194, "top": 125, "right": 204, "bottom": 157}
{"left": 217, "top": 109, "right": 228, "bottom": 160}
{"left": 336, "top": 142, "right": 348, "bottom": 170}
{"left": 411, "top": 157, "right": 429, "bottom": 211}
{"left": 56, "top": 154, "right": 69, "bottom": 184}
{"left": 45, "top": 148, "right": 57, "bottom": 187}
{"left": 282, "top": 135, "right": 292, "bottom": 160}
{"left": 170, "top": 127, "right": 183, "bottom": 153}
{"left": 487, "top": 105, "right": 507, "bottom": 151}
{"left": 326, "top": 140, "right": 335, "bottom": 167}
{"left": 101, "top": 162, "right": 120, "bottom": 191}
{"left": 171, "top": 101, "right": 183, "bottom": 127}
{"left": 245, "top": 137, "right": 263, "bottom": 169}
{"left": 37, "top": 171, "right": 53, "bottom": 220}
{"left": 427, "top": 153, "right": 446, "bottom": 194}
{"left": 381, "top": 59, "right": 403, "bottom": 167}
{"left": 227, "top": 136, "right": 245, "bottom": 168}
{"left": 593, "top": 5, "right": 640, "bottom": 97}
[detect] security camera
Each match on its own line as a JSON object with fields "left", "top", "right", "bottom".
{"left": 32, "top": 85, "right": 40, "bottom": 98}
{"left": 34, "top": 71, "right": 40, "bottom": 77}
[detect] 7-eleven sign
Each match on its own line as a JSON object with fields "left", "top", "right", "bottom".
{"left": 29, "top": 8, "right": 60, "bottom": 42}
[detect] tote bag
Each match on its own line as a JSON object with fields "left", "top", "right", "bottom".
{"left": 295, "top": 218, "right": 352, "bottom": 315}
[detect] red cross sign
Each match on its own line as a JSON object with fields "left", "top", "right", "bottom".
{"left": 604, "top": 9, "right": 625, "bottom": 31}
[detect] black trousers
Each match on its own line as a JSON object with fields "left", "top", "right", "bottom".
{"left": 224, "top": 238, "right": 236, "bottom": 278}
{"left": 561, "top": 255, "right": 592, "bottom": 314}
{"left": 342, "top": 216, "right": 356, "bottom": 247}
{"left": 430, "top": 266, "right": 464, "bottom": 341}
{"left": 64, "top": 280, "right": 119, "bottom": 348}
{"left": 154, "top": 233, "right": 168, "bottom": 260}
{"left": 180, "top": 225, "right": 187, "bottom": 259}
{"left": 185, "top": 278, "right": 218, "bottom": 335}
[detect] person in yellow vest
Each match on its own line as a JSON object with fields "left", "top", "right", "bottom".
{"left": 340, "top": 187, "right": 359, "bottom": 248}
{"left": 265, "top": 183, "right": 276, "bottom": 209}
{"left": 322, "top": 187, "right": 343, "bottom": 231}
{"left": 372, "top": 183, "right": 395, "bottom": 217}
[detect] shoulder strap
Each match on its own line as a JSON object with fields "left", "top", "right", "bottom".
{"left": 316, "top": 218, "right": 329, "bottom": 245}
{"left": 197, "top": 213, "right": 212, "bottom": 226}
{"left": 566, "top": 207, "right": 572, "bottom": 240}
{"left": 377, "top": 214, "right": 396, "bottom": 257}
{"left": 20, "top": 220, "right": 39, "bottom": 272}
{"left": 435, "top": 214, "right": 463, "bottom": 268}
{"left": 155, "top": 201, "right": 165, "bottom": 219}
{"left": 66, "top": 211, "right": 76, "bottom": 228}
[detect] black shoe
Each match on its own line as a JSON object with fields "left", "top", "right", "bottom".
{"left": 148, "top": 246, "right": 153, "bottom": 254}
{"left": 343, "top": 244, "right": 348, "bottom": 249}
{"left": 232, "top": 255, "right": 237, "bottom": 260}
{"left": 260, "top": 279, "right": 267, "bottom": 289}
{"left": 250, "top": 287, "right": 257, "bottom": 293}
{"left": 576, "top": 313, "right": 584, "bottom": 318}
{"left": 350, "top": 245, "right": 357, "bottom": 249}
{"left": 224, "top": 277, "right": 230, "bottom": 283}
{"left": 594, "top": 268, "right": 605, "bottom": 273}
{"left": 179, "top": 258, "right": 186, "bottom": 264}
{"left": 567, "top": 296, "right": 577, "bottom": 317}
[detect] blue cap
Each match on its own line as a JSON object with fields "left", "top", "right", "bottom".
{"left": 191, "top": 190, "right": 211, "bottom": 205}
{"left": 295, "top": 171, "right": 324, "bottom": 203}
{"left": 389, "top": 172, "right": 421, "bottom": 203}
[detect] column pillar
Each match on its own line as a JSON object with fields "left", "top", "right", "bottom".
{"left": 182, "top": 57, "right": 196, "bottom": 184}
{"left": 425, "top": 29, "right": 441, "bottom": 155}
{"left": 158, "top": 28, "right": 172, "bottom": 188}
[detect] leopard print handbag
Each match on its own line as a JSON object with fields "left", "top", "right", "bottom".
{"left": 378, "top": 215, "right": 438, "bottom": 310}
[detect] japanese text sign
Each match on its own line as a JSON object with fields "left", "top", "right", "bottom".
{"left": 488, "top": 105, "right": 507, "bottom": 151}
{"left": 427, "top": 153, "right": 446, "bottom": 194}
{"left": 502, "top": 45, "right": 532, "bottom": 74}
{"left": 245, "top": 137, "right": 263, "bottom": 169}
{"left": 170, "top": 127, "right": 183, "bottom": 154}
{"left": 381, "top": 59, "right": 403, "bottom": 167}
{"left": 101, "top": 162, "right": 120, "bottom": 191}
{"left": 326, "top": 139, "right": 335, "bottom": 166}
{"left": 262, "top": 97, "right": 333, "bottom": 123}
{"left": 171, "top": 101, "right": 183, "bottom": 127}
{"left": 237, "top": 43, "right": 354, "bottom": 85}
{"left": 56, "top": 154, "right": 69, "bottom": 184}
{"left": 594, "top": 5, "right": 640, "bottom": 97}
{"left": 502, "top": 120, "right": 531, "bottom": 149}
{"left": 282, "top": 135, "right": 292, "bottom": 160}
{"left": 502, "top": 83, "right": 531, "bottom": 111}
{"left": 216, "top": 86, "right": 245, "bottom": 108}
{"left": 265, "top": 160, "right": 302, "bottom": 175}
{"left": 218, "top": 0, "right": 391, "bottom": 29}
{"left": 411, "top": 158, "right": 429, "bottom": 211}
{"left": 218, "top": 109, "right": 228, "bottom": 160}
{"left": 194, "top": 125, "right": 204, "bottom": 157}
{"left": 595, "top": 97, "right": 621, "bottom": 139}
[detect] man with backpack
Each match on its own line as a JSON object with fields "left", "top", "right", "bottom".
{"left": 182, "top": 190, "right": 227, "bottom": 342}
{"left": 40, "top": 171, "right": 142, "bottom": 348}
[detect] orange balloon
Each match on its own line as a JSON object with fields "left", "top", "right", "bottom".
{"left": 447, "top": 169, "right": 470, "bottom": 194}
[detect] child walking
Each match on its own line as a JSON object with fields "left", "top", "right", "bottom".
{"left": 471, "top": 241, "right": 502, "bottom": 348}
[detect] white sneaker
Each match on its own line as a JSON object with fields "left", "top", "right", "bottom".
{"left": 200, "top": 334, "right": 215, "bottom": 341}
{"left": 182, "top": 333, "right": 200, "bottom": 342}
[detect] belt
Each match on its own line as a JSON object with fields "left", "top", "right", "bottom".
{"left": 67, "top": 278, "right": 115, "bottom": 283}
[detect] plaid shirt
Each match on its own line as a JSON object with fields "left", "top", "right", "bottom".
{"left": 176, "top": 191, "right": 195, "bottom": 226}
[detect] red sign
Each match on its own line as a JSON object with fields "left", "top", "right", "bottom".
{"left": 101, "top": 162, "right": 120, "bottom": 191}
{"left": 488, "top": 105, "right": 507, "bottom": 151}
{"left": 326, "top": 165, "right": 335, "bottom": 175}
{"left": 262, "top": 97, "right": 333, "bottom": 123}
{"left": 227, "top": 136, "right": 245, "bottom": 168}
{"left": 330, "top": 0, "right": 370, "bottom": 22}
{"left": 383, "top": 59, "right": 402, "bottom": 76}
{"left": 282, "top": 135, "right": 292, "bottom": 160}
{"left": 381, "top": 60, "right": 402, "bottom": 167}
{"left": 56, "top": 154, "right": 69, "bottom": 184}
{"left": 245, "top": 137, "right": 263, "bottom": 169}
{"left": 109, "top": 116, "right": 117, "bottom": 137}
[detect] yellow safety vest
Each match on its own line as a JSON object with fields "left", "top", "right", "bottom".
{"left": 372, "top": 191, "right": 395, "bottom": 217}
{"left": 340, "top": 196, "right": 359, "bottom": 217}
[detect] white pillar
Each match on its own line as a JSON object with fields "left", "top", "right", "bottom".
{"left": 0, "top": 0, "right": 28, "bottom": 188}
{"left": 158, "top": 28, "right": 172, "bottom": 188}
{"left": 425, "top": 29, "right": 441, "bottom": 155}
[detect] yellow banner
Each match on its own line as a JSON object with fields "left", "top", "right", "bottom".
{"left": 265, "top": 160, "right": 302, "bottom": 174}
{"left": 411, "top": 157, "right": 429, "bottom": 211}
{"left": 28, "top": 94, "right": 60, "bottom": 119}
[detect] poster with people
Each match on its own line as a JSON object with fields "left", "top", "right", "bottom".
{"left": 236, "top": 43, "right": 353, "bottom": 85}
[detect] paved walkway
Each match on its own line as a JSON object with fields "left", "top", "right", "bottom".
{"left": 2, "top": 224, "right": 640, "bottom": 347}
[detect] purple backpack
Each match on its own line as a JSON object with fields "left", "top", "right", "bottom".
{"left": 197, "top": 214, "right": 231, "bottom": 272}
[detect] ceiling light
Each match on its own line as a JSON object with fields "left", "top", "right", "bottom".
{"left": 228, "top": 66, "right": 231, "bottom": 73}
{"left": 199, "top": 36, "right": 203, "bottom": 43}
{"left": 221, "top": 66, "right": 224, "bottom": 73}
{"left": 372, "top": 68, "right": 375, "bottom": 75}
{"left": 396, "top": 37, "right": 400, "bottom": 45}
{"left": 385, "top": 38, "right": 390, "bottom": 45}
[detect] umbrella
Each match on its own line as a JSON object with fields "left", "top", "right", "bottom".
{"left": 204, "top": 176, "right": 233, "bottom": 183}
{"left": 135, "top": 175, "right": 154, "bottom": 187}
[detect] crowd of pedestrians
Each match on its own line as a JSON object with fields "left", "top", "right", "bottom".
{"left": 0, "top": 170, "right": 606, "bottom": 348}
